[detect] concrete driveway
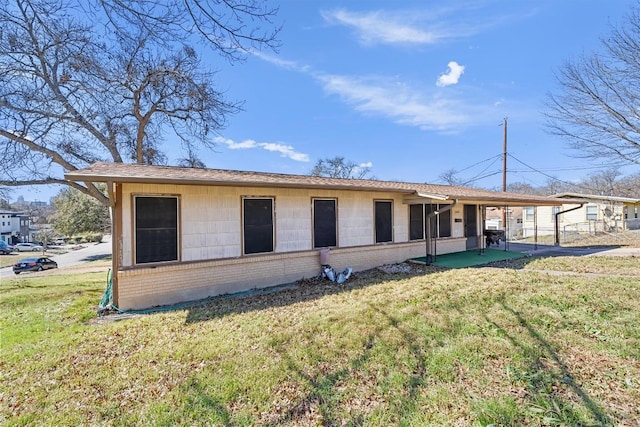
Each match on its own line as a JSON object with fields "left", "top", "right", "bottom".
{"left": 500, "top": 241, "right": 640, "bottom": 257}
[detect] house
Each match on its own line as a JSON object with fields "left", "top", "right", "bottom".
{"left": 65, "top": 162, "right": 579, "bottom": 310}
{"left": 521, "top": 193, "right": 640, "bottom": 239}
{"left": 485, "top": 207, "right": 523, "bottom": 240}
{"left": 0, "top": 211, "right": 30, "bottom": 245}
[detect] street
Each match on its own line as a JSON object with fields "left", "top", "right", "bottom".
{"left": 0, "top": 236, "right": 112, "bottom": 281}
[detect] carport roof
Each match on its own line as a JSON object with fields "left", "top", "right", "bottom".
{"left": 65, "top": 162, "right": 582, "bottom": 207}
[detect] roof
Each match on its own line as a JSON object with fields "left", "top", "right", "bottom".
{"left": 552, "top": 192, "right": 640, "bottom": 204}
{"left": 65, "top": 162, "right": 580, "bottom": 207}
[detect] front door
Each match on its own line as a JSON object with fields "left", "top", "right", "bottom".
{"left": 464, "top": 205, "right": 477, "bottom": 250}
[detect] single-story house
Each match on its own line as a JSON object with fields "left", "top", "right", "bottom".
{"left": 66, "top": 162, "right": 580, "bottom": 310}
{"left": 521, "top": 193, "right": 640, "bottom": 238}
{"left": 485, "top": 207, "right": 523, "bottom": 240}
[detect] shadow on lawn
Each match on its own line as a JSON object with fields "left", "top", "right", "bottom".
{"left": 183, "top": 267, "right": 440, "bottom": 324}
{"left": 262, "top": 304, "right": 427, "bottom": 425}
{"left": 485, "top": 302, "right": 613, "bottom": 425}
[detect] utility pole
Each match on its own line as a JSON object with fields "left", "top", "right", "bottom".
{"left": 502, "top": 117, "right": 507, "bottom": 192}
{"left": 502, "top": 118, "right": 508, "bottom": 238}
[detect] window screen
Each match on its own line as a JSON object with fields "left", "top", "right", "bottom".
{"left": 313, "top": 199, "right": 337, "bottom": 248}
{"left": 375, "top": 201, "right": 393, "bottom": 243}
{"left": 409, "top": 204, "right": 424, "bottom": 240}
{"left": 243, "top": 198, "right": 274, "bottom": 254}
{"left": 424, "top": 204, "right": 452, "bottom": 238}
{"left": 586, "top": 205, "right": 598, "bottom": 221}
{"left": 135, "top": 196, "right": 178, "bottom": 264}
{"left": 439, "top": 207, "right": 452, "bottom": 238}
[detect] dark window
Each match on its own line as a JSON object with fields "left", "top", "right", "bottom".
{"left": 425, "top": 204, "right": 452, "bottom": 238}
{"left": 439, "top": 207, "right": 452, "bottom": 238}
{"left": 313, "top": 199, "right": 337, "bottom": 248}
{"left": 425, "top": 204, "right": 437, "bottom": 237}
{"left": 135, "top": 196, "right": 178, "bottom": 264}
{"left": 375, "top": 201, "right": 393, "bottom": 243}
{"left": 243, "top": 198, "right": 274, "bottom": 254}
{"left": 409, "top": 204, "right": 424, "bottom": 240}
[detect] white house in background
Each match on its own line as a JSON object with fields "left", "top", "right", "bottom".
{"left": 0, "top": 211, "right": 31, "bottom": 244}
{"left": 485, "top": 207, "right": 523, "bottom": 240}
{"left": 65, "top": 162, "right": 581, "bottom": 310}
{"left": 522, "top": 193, "right": 640, "bottom": 239}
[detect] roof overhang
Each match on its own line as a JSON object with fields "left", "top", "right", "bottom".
{"left": 64, "top": 162, "right": 585, "bottom": 207}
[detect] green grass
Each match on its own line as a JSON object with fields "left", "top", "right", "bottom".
{"left": 1, "top": 257, "right": 639, "bottom": 426}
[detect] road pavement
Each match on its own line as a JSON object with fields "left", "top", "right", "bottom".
{"left": 0, "top": 236, "right": 112, "bottom": 281}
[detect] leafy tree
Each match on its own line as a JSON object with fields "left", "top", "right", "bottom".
{"left": 544, "top": 4, "right": 640, "bottom": 166}
{"left": 0, "top": 0, "right": 280, "bottom": 206}
{"left": 51, "top": 186, "right": 110, "bottom": 236}
{"left": 310, "top": 157, "right": 373, "bottom": 179}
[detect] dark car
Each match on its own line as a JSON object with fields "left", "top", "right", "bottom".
{"left": 13, "top": 257, "right": 58, "bottom": 274}
{"left": 0, "top": 241, "right": 14, "bottom": 255}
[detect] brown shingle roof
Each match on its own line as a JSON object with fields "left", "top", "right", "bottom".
{"left": 65, "top": 162, "right": 580, "bottom": 206}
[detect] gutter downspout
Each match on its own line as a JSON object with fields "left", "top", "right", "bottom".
{"left": 425, "top": 199, "right": 458, "bottom": 264}
{"left": 554, "top": 203, "right": 585, "bottom": 246}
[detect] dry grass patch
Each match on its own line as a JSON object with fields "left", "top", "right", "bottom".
{"left": 521, "top": 255, "right": 640, "bottom": 276}
{"left": 1, "top": 261, "right": 639, "bottom": 426}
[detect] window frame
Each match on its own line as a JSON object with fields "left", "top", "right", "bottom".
{"left": 374, "top": 200, "right": 393, "bottom": 243}
{"left": 133, "top": 195, "right": 180, "bottom": 265}
{"left": 586, "top": 205, "right": 598, "bottom": 221}
{"left": 312, "top": 198, "right": 338, "bottom": 248}
{"left": 423, "top": 203, "right": 452, "bottom": 239}
{"left": 524, "top": 207, "right": 534, "bottom": 221}
{"left": 551, "top": 206, "right": 561, "bottom": 221}
{"left": 242, "top": 196, "right": 275, "bottom": 255}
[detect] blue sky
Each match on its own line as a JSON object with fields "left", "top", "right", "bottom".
{"left": 15, "top": 0, "right": 640, "bottom": 202}
{"left": 204, "top": 0, "right": 638, "bottom": 185}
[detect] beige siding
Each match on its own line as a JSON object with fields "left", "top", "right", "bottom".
{"left": 115, "top": 183, "right": 475, "bottom": 309}
{"left": 116, "top": 241, "right": 448, "bottom": 310}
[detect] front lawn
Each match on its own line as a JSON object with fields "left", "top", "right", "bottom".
{"left": 1, "top": 257, "right": 638, "bottom": 425}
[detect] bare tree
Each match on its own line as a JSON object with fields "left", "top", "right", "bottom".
{"left": 438, "top": 169, "right": 466, "bottom": 186}
{"left": 0, "top": 0, "right": 280, "bottom": 205}
{"left": 93, "top": 0, "right": 280, "bottom": 62}
{"left": 310, "top": 157, "right": 373, "bottom": 179}
{"left": 544, "top": 4, "right": 640, "bottom": 166}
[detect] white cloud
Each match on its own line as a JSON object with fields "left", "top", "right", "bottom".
{"left": 214, "top": 136, "right": 257, "bottom": 149}
{"left": 436, "top": 61, "right": 465, "bottom": 87}
{"left": 359, "top": 162, "right": 373, "bottom": 168}
{"left": 321, "top": 9, "right": 438, "bottom": 45}
{"left": 317, "top": 74, "right": 475, "bottom": 131}
{"left": 320, "top": 5, "right": 514, "bottom": 46}
{"left": 214, "top": 137, "right": 309, "bottom": 162}
{"left": 260, "top": 143, "right": 310, "bottom": 162}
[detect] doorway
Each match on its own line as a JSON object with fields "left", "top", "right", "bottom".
{"left": 464, "top": 205, "right": 477, "bottom": 250}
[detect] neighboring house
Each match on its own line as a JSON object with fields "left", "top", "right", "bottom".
{"left": 521, "top": 193, "right": 640, "bottom": 238}
{"left": 66, "top": 163, "right": 578, "bottom": 310}
{"left": 0, "top": 211, "right": 31, "bottom": 245}
{"left": 485, "top": 207, "right": 523, "bottom": 240}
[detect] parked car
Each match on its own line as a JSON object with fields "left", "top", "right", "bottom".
{"left": 0, "top": 241, "right": 14, "bottom": 255}
{"left": 13, "top": 257, "right": 58, "bottom": 274}
{"left": 14, "top": 243, "right": 44, "bottom": 252}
